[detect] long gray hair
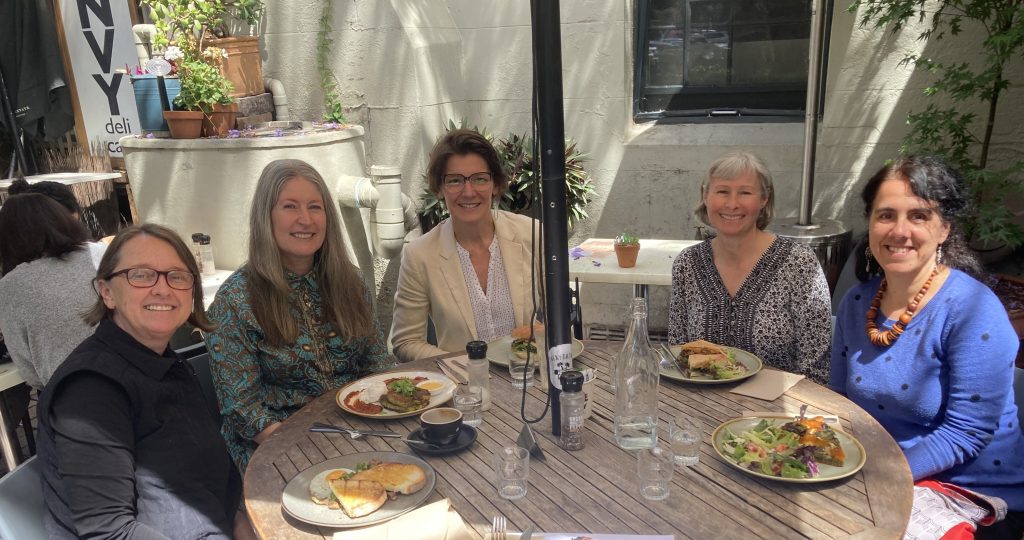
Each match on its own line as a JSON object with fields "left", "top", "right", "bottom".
{"left": 247, "top": 159, "right": 375, "bottom": 346}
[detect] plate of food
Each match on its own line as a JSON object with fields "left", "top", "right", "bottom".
{"left": 336, "top": 371, "right": 455, "bottom": 419}
{"left": 281, "top": 452, "right": 436, "bottom": 528}
{"left": 712, "top": 414, "right": 867, "bottom": 483}
{"left": 486, "top": 323, "right": 584, "bottom": 367}
{"left": 661, "top": 340, "right": 762, "bottom": 384}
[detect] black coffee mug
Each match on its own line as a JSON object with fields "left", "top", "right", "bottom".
{"left": 420, "top": 407, "right": 463, "bottom": 445}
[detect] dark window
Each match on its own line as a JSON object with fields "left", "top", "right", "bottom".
{"left": 635, "top": 0, "right": 822, "bottom": 121}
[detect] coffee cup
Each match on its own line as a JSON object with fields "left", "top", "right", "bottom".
{"left": 419, "top": 407, "right": 463, "bottom": 445}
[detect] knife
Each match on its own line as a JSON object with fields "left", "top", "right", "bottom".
{"left": 435, "top": 359, "right": 467, "bottom": 384}
{"left": 309, "top": 422, "right": 400, "bottom": 438}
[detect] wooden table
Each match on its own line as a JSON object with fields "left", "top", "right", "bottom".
{"left": 244, "top": 342, "right": 913, "bottom": 539}
{"left": 568, "top": 238, "right": 699, "bottom": 298}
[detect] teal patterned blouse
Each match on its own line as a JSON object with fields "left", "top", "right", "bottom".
{"left": 206, "top": 265, "right": 394, "bottom": 472}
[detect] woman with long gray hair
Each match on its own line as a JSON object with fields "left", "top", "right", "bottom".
{"left": 667, "top": 151, "right": 832, "bottom": 383}
{"left": 206, "top": 159, "right": 393, "bottom": 472}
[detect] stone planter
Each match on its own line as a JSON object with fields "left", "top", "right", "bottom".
{"left": 990, "top": 273, "right": 1024, "bottom": 368}
{"left": 206, "top": 36, "right": 263, "bottom": 98}
{"left": 614, "top": 243, "right": 640, "bottom": 268}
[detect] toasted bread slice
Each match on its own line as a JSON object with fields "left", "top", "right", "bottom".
{"left": 309, "top": 469, "right": 350, "bottom": 508}
{"left": 350, "top": 463, "right": 427, "bottom": 495}
{"left": 686, "top": 353, "right": 726, "bottom": 370}
{"left": 680, "top": 339, "right": 727, "bottom": 356}
{"left": 329, "top": 479, "right": 387, "bottom": 518}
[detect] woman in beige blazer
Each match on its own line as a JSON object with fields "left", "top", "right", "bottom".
{"left": 391, "top": 129, "right": 540, "bottom": 362}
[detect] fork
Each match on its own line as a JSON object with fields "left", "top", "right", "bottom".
{"left": 490, "top": 515, "right": 507, "bottom": 540}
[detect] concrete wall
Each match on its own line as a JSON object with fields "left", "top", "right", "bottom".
{"left": 258, "top": 0, "right": 1024, "bottom": 332}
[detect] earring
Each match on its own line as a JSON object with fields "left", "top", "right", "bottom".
{"left": 936, "top": 244, "right": 943, "bottom": 266}
{"left": 864, "top": 245, "right": 873, "bottom": 274}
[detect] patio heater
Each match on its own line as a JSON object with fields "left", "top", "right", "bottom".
{"left": 768, "top": 0, "right": 851, "bottom": 293}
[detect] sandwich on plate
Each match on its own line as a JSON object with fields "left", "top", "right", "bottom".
{"left": 510, "top": 322, "right": 545, "bottom": 359}
{"left": 308, "top": 461, "right": 427, "bottom": 518}
{"left": 677, "top": 339, "right": 747, "bottom": 380}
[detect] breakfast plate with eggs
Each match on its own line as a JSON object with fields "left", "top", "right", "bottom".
{"left": 335, "top": 371, "right": 456, "bottom": 419}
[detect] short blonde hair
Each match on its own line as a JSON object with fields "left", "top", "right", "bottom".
{"left": 694, "top": 151, "right": 775, "bottom": 230}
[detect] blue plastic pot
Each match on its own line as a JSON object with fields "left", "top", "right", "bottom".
{"left": 131, "top": 76, "right": 182, "bottom": 132}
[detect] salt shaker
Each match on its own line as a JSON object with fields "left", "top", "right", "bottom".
{"left": 559, "top": 370, "right": 585, "bottom": 450}
{"left": 466, "top": 340, "right": 491, "bottom": 411}
{"left": 199, "top": 234, "right": 217, "bottom": 277}
{"left": 191, "top": 233, "right": 204, "bottom": 273}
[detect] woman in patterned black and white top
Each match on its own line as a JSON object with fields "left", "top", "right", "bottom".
{"left": 667, "top": 151, "right": 832, "bottom": 383}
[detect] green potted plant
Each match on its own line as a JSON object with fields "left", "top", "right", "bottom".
{"left": 163, "top": 58, "right": 236, "bottom": 138}
{"left": 614, "top": 233, "right": 641, "bottom": 268}
{"left": 141, "top": 0, "right": 264, "bottom": 98}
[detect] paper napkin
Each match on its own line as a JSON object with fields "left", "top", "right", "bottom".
{"left": 335, "top": 499, "right": 472, "bottom": 540}
{"left": 728, "top": 369, "right": 804, "bottom": 401}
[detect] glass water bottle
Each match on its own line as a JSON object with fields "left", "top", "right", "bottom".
{"left": 613, "top": 298, "right": 660, "bottom": 449}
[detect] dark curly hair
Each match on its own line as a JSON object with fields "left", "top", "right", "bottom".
{"left": 854, "top": 155, "right": 982, "bottom": 281}
{"left": 7, "top": 177, "right": 83, "bottom": 216}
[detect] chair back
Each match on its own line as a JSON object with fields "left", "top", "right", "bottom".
{"left": 0, "top": 456, "right": 46, "bottom": 540}
{"left": 188, "top": 353, "right": 223, "bottom": 428}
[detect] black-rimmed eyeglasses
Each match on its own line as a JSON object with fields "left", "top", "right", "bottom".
{"left": 442, "top": 172, "right": 493, "bottom": 191}
{"left": 105, "top": 268, "right": 196, "bottom": 290}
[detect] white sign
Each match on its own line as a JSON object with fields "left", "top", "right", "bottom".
{"left": 57, "top": 0, "right": 141, "bottom": 158}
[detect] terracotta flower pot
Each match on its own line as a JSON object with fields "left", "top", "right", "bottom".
{"left": 615, "top": 243, "right": 640, "bottom": 268}
{"left": 162, "top": 110, "right": 204, "bottom": 139}
{"left": 201, "top": 103, "right": 239, "bottom": 137}
{"left": 205, "top": 36, "right": 264, "bottom": 98}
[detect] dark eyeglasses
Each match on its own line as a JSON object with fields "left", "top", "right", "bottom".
{"left": 443, "top": 172, "right": 493, "bottom": 191}
{"left": 106, "top": 268, "right": 196, "bottom": 290}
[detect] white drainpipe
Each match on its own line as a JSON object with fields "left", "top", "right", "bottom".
{"left": 263, "top": 78, "right": 290, "bottom": 121}
{"left": 332, "top": 169, "right": 418, "bottom": 260}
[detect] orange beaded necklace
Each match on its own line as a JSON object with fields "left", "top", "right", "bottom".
{"left": 865, "top": 265, "right": 940, "bottom": 346}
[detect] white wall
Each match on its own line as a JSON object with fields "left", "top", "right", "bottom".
{"left": 259, "top": 0, "right": 1024, "bottom": 331}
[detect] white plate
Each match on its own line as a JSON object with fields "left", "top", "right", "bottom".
{"left": 281, "top": 452, "right": 436, "bottom": 528}
{"left": 485, "top": 335, "right": 585, "bottom": 367}
{"left": 712, "top": 415, "right": 867, "bottom": 483}
{"left": 660, "top": 345, "right": 763, "bottom": 384}
{"left": 336, "top": 371, "right": 455, "bottom": 419}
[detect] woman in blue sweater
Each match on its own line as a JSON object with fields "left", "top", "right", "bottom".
{"left": 831, "top": 156, "right": 1024, "bottom": 538}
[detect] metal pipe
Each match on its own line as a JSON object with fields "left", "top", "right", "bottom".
{"left": 798, "top": 0, "right": 828, "bottom": 226}
{"left": 531, "top": 0, "right": 570, "bottom": 436}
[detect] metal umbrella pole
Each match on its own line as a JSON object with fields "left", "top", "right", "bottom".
{"left": 0, "top": 65, "right": 29, "bottom": 176}
{"left": 770, "top": 0, "right": 850, "bottom": 293}
{"left": 530, "top": 0, "right": 571, "bottom": 436}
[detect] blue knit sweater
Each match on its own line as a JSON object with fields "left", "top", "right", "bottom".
{"left": 831, "top": 269, "right": 1024, "bottom": 510}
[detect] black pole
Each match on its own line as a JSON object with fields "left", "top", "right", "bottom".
{"left": 0, "top": 65, "right": 29, "bottom": 175}
{"left": 530, "top": 0, "right": 570, "bottom": 436}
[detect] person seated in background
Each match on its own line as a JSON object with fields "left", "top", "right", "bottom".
{"left": 831, "top": 156, "right": 1024, "bottom": 538}
{"left": 667, "top": 151, "right": 831, "bottom": 383}
{"left": 7, "top": 177, "right": 83, "bottom": 218}
{"left": 391, "top": 129, "right": 541, "bottom": 362}
{"left": 206, "top": 159, "right": 393, "bottom": 473}
{"left": 0, "top": 193, "right": 106, "bottom": 390}
{"left": 37, "top": 224, "right": 244, "bottom": 539}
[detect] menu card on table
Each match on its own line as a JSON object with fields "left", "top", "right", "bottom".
{"left": 335, "top": 499, "right": 471, "bottom": 540}
{"left": 515, "top": 535, "right": 674, "bottom": 540}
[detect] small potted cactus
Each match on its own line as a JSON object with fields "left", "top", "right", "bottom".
{"left": 614, "top": 233, "right": 641, "bottom": 268}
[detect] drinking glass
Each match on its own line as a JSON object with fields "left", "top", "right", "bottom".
{"left": 670, "top": 415, "right": 702, "bottom": 466}
{"left": 493, "top": 446, "right": 530, "bottom": 500}
{"left": 453, "top": 386, "right": 482, "bottom": 427}
{"left": 637, "top": 442, "right": 673, "bottom": 501}
{"left": 507, "top": 353, "right": 536, "bottom": 389}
